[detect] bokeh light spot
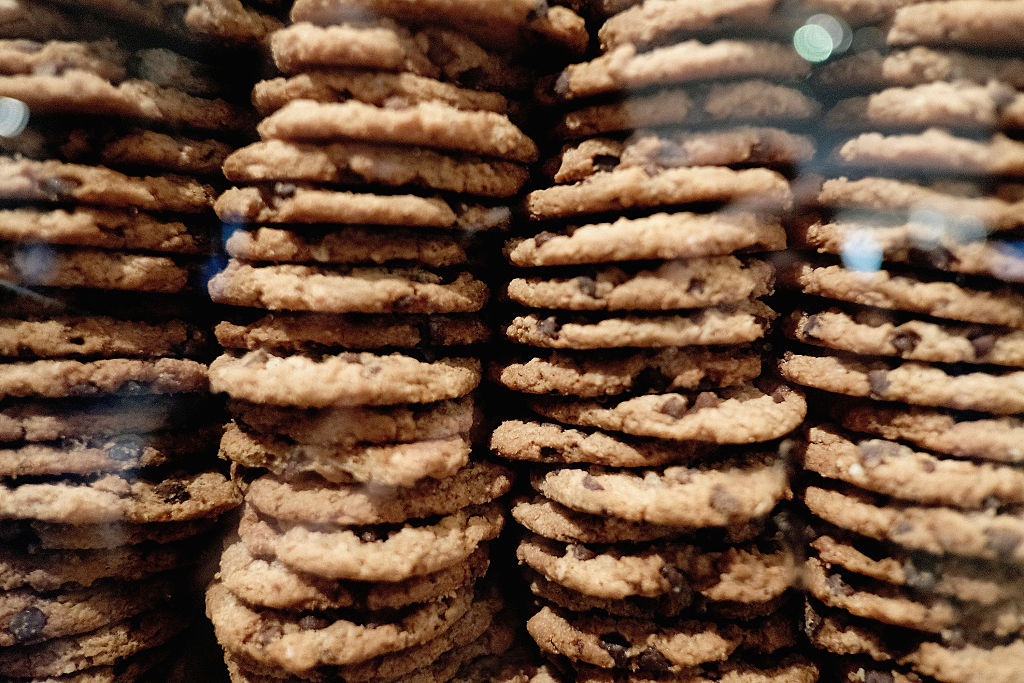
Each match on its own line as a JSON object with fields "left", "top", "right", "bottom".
{"left": 0, "top": 97, "right": 29, "bottom": 138}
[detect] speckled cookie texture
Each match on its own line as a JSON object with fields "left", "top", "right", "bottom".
{"left": 0, "top": 246, "right": 190, "bottom": 293}
{"left": 836, "top": 128, "right": 1024, "bottom": 177}
{"left": 596, "top": 0, "right": 781, "bottom": 51}
{"left": 0, "top": 316, "right": 208, "bottom": 360}
{"left": 888, "top": 0, "right": 1024, "bottom": 49}
{"left": 0, "top": 358, "right": 208, "bottom": 399}
{"left": 815, "top": 46, "right": 1024, "bottom": 90}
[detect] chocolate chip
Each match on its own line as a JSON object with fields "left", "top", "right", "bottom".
{"left": 536, "top": 316, "right": 560, "bottom": 339}
{"left": 864, "top": 672, "right": 895, "bottom": 683}
{"left": 803, "top": 604, "right": 823, "bottom": 638}
{"left": 659, "top": 397, "right": 687, "bottom": 418}
{"left": 867, "top": 369, "right": 890, "bottom": 399}
{"left": 154, "top": 480, "right": 190, "bottom": 504}
{"left": 273, "top": 182, "right": 297, "bottom": 198}
{"left": 572, "top": 544, "right": 596, "bottom": 561}
{"left": 691, "top": 392, "right": 722, "bottom": 411}
{"left": 985, "top": 528, "right": 1023, "bottom": 558}
{"left": 802, "top": 314, "right": 822, "bottom": 340}
{"left": 921, "top": 458, "right": 936, "bottom": 473}
{"left": 575, "top": 276, "right": 598, "bottom": 298}
{"left": 538, "top": 446, "right": 561, "bottom": 461}
{"left": 392, "top": 294, "right": 416, "bottom": 312}
{"left": 40, "top": 176, "right": 81, "bottom": 201}
{"left": 298, "top": 615, "right": 331, "bottom": 631}
{"left": 894, "top": 520, "right": 914, "bottom": 536}
{"left": 903, "top": 558, "right": 937, "bottom": 591}
{"left": 593, "top": 154, "right": 620, "bottom": 173}
{"left": 687, "top": 278, "right": 706, "bottom": 295}
{"left": 891, "top": 329, "right": 921, "bottom": 355}
{"left": 826, "top": 572, "right": 854, "bottom": 597}
{"left": 770, "top": 385, "right": 790, "bottom": 404}
{"left": 968, "top": 331, "right": 997, "bottom": 359}
{"left": 581, "top": 474, "right": 604, "bottom": 491}
{"left": 534, "top": 231, "right": 557, "bottom": 247}
{"left": 632, "top": 366, "right": 672, "bottom": 394}
{"left": 858, "top": 441, "right": 895, "bottom": 464}
{"left": 710, "top": 485, "right": 740, "bottom": 515}
{"left": 254, "top": 623, "right": 282, "bottom": 647}
{"left": 598, "top": 632, "right": 630, "bottom": 668}
{"left": 635, "top": 647, "right": 672, "bottom": 675}
{"left": 108, "top": 435, "right": 145, "bottom": 462}
{"left": 659, "top": 564, "right": 689, "bottom": 594}
{"left": 8, "top": 607, "right": 47, "bottom": 642}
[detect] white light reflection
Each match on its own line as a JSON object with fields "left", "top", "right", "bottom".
{"left": 794, "top": 14, "right": 851, "bottom": 63}
{"left": 0, "top": 97, "right": 29, "bottom": 138}
{"left": 841, "top": 227, "right": 883, "bottom": 272}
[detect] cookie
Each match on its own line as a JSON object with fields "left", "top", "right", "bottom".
{"left": 0, "top": 574, "right": 175, "bottom": 647}
{"left": 573, "top": 656, "right": 818, "bottom": 683}
{"left": 526, "top": 605, "right": 794, "bottom": 673}
{"left": 257, "top": 100, "right": 537, "bottom": 163}
{"left": 0, "top": 540, "right": 196, "bottom": 592}
{"left": 214, "top": 186, "right": 511, "bottom": 231}
{"left": 512, "top": 496, "right": 705, "bottom": 545}
{"left": 220, "top": 423, "right": 470, "bottom": 486}
{"left": 0, "top": 158, "right": 213, "bottom": 213}
{"left": 0, "top": 316, "right": 208, "bottom": 359}
{"left": 525, "top": 166, "right": 792, "bottom": 220}
{"left": 0, "top": 72, "right": 252, "bottom": 132}
{"left": 519, "top": 532, "right": 794, "bottom": 603}
{"left": 530, "top": 457, "right": 788, "bottom": 528}
{"left": 218, "top": 541, "right": 488, "bottom": 613}
{"left": 207, "top": 262, "right": 488, "bottom": 314}
{"left": 210, "top": 352, "right": 480, "bottom": 408}
{"left": 816, "top": 176, "right": 1024, "bottom": 233}
{"left": 0, "top": 469, "right": 239, "bottom": 524}
{"left": 505, "top": 212, "right": 786, "bottom": 267}
{"left": 268, "top": 21, "right": 527, "bottom": 92}
{"left": 1, "top": 517, "right": 216, "bottom": 550}
{"left": 207, "top": 580, "right": 474, "bottom": 674}
{"left": 0, "top": 0, "right": 107, "bottom": 41}
{"left": 227, "top": 396, "right": 474, "bottom": 447}
{"left": 0, "top": 428, "right": 218, "bottom": 477}
{"left": 237, "top": 502, "right": 504, "bottom": 581}
{"left": 839, "top": 402, "right": 1024, "bottom": 463}
{"left": 836, "top": 128, "right": 1024, "bottom": 177}
{"left": 803, "top": 484, "right": 1024, "bottom": 563}
{"left": 1, "top": 642, "right": 168, "bottom": 682}
{"left": 551, "top": 40, "right": 809, "bottom": 101}
{"left": 0, "top": 246, "right": 189, "bottom": 293}
{"left": 556, "top": 80, "right": 820, "bottom": 139}
{"left": 506, "top": 258, "right": 775, "bottom": 311}
{"left": 223, "top": 140, "right": 528, "bottom": 197}
{"left": 815, "top": 46, "right": 1024, "bottom": 91}
{"left": 597, "top": 0, "right": 781, "bottom": 51}
{"left": 0, "top": 607, "right": 188, "bottom": 678}
{"left": 825, "top": 81, "right": 1024, "bottom": 132}
{"left": 790, "top": 215, "right": 1024, "bottom": 283}
{"left": 523, "top": 567, "right": 694, "bottom": 620}
{"left": 494, "top": 348, "right": 762, "bottom": 397}
{"left": 804, "top": 556, "right": 1024, "bottom": 636}
{"left": 810, "top": 532, "right": 1024, "bottom": 606}
{"left": 888, "top": 0, "right": 1024, "bottom": 49}
{"left": 801, "top": 424, "right": 1024, "bottom": 508}
{"left": 0, "top": 38, "right": 125, "bottom": 80}
{"left": 0, "top": 395, "right": 215, "bottom": 443}
{"left": 251, "top": 69, "right": 510, "bottom": 116}
{"left": 0, "top": 357, "right": 208, "bottom": 400}
{"left": 778, "top": 350, "right": 1024, "bottom": 414}
{"left": 526, "top": 382, "right": 806, "bottom": 444}
{"left": 491, "top": 420, "right": 714, "bottom": 468}
{"left": 0, "top": 206, "right": 205, "bottom": 254}
{"left": 244, "top": 461, "right": 512, "bottom": 525}
{"left": 779, "top": 261, "right": 1024, "bottom": 327}
{"left": 504, "top": 302, "right": 777, "bottom": 349}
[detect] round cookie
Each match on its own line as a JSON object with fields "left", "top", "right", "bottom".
{"left": 526, "top": 382, "right": 806, "bottom": 444}
{"left": 244, "top": 461, "right": 512, "bottom": 526}
{"left": 803, "top": 484, "right": 1024, "bottom": 563}
{"left": 530, "top": 457, "right": 789, "bottom": 528}
{"left": 219, "top": 423, "right": 470, "bottom": 486}
{"left": 237, "top": 503, "right": 504, "bottom": 581}
{"left": 505, "top": 258, "right": 775, "bottom": 311}
{"left": 525, "top": 166, "right": 791, "bottom": 220}
{"left": 512, "top": 496, "right": 708, "bottom": 545}
{"left": 782, "top": 307, "right": 1024, "bottom": 367}
{"left": 227, "top": 396, "right": 474, "bottom": 447}
{"left": 218, "top": 541, "right": 489, "bottom": 612}
{"left": 815, "top": 46, "right": 1024, "bottom": 91}
{"left": 215, "top": 313, "right": 489, "bottom": 353}
{"left": 0, "top": 246, "right": 189, "bottom": 293}
{"left": 207, "top": 262, "right": 488, "bottom": 314}
{"left": 779, "top": 260, "right": 1024, "bottom": 327}
{"left": 801, "top": 424, "right": 1024, "bottom": 508}
{"left": 0, "top": 316, "right": 209, "bottom": 360}
{"left": 505, "top": 302, "right": 776, "bottom": 349}
{"left": 1, "top": 517, "right": 216, "bottom": 550}
{"left": 887, "top": 1, "right": 1024, "bottom": 49}
{"left": 838, "top": 402, "right": 1024, "bottom": 463}
{"left": 505, "top": 212, "right": 786, "bottom": 267}
{"left": 778, "top": 350, "right": 1024, "bottom": 415}
{"left": 0, "top": 358, "right": 207, "bottom": 400}
{"left": 494, "top": 348, "right": 762, "bottom": 396}
{"left": 490, "top": 420, "right": 713, "bottom": 468}
{"left": 224, "top": 226, "right": 468, "bottom": 268}
{"left": 223, "top": 140, "right": 528, "bottom": 197}
{"left": 573, "top": 656, "right": 818, "bottom": 683}
{"left": 0, "top": 469, "right": 239, "bottom": 524}
{"left": 836, "top": 129, "right": 1024, "bottom": 177}
{"left": 209, "top": 352, "right": 480, "bottom": 408}
{"left": 206, "top": 580, "right": 474, "bottom": 674}
{"left": 523, "top": 568, "right": 695, "bottom": 620}
{"left": 596, "top": 0, "right": 782, "bottom": 51}
{"left": 257, "top": 100, "right": 537, "bottom": 163}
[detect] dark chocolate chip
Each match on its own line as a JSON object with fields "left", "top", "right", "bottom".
{"left": 39, "top": 176, "right": 81, "bottom": 201}
{"left": 968, "top": 331, "right": 997, "bottom": 359}
{"left": 254, "top": 623, "right": 282, "bottom": 647}
{"left": 691, "top": 392, "right": 722, "bottom": 411}
{"left": 687, "top": 278, "right": 706, "bottom": 295}
{"left": 985, "top": 528, "right": 1023, "bottom": 558}
{"left": 8, "top": 607, "right": 47, "bottom": 642}
{"left": 802, "top": 314, "right": 822, "bottom": 339}
{"left": 921, "top": 459, "right": 936, "bottom": 473}
{"left": 298, "top": 615, "right": 331, "bottom": 631}
{"left": 858, "top": 441, "right": 897, "bottom": 464}
{"left": 392, "top": 294, "right": 416, "bottom": 312}
{"left": 710, "top": 485, "right": 740, "bottom": 515}
{"left": 659, "top": 397, "right": 687, "bottom": 418}
{"left": 538, "top": 446, "right": 561, "bottom": 461}
{"left": 598, "top": 632, "right": 631, "bottom": 668}
{"left": 770, "top": 385, "right": 790, "bottom": 403}
{"left": 537, "top": 316, "right": 560, "bottom": 339}
{"left": 273, "top": 182, "right": 297, "bottom": 198}
{"left": 534, "top": 231, "right": 557, "bottom": 247}
{"left": 581, "top": 474, "right": 604, "bottom": 491}
{"left": 592, "top": 154, "right": 620, "bottom": 173}
{"left": 572, "top": 544, "right": 596, "bottom": 561}
{"left": 826, "top": 572, "right": 854, "bottom": 597}
{"left": 891, "top": 329, "right": 921, "bottom": 355}
{"left": 894, "top": 520, "right": 914, "bottom": 536}
{"left": 864, "top": 671, "right": 895, "bottom": 683}
{"left": 154, "top": 480, "right": 190, "bottom": 504}
{"left": 108, "top": 435, "right": 145, "bottom": 462}
{"left": 867, "top": 369, "right": 890, "bottom": 399}
{"left": 635, "top": 647, "right": 672, "bottom": 675}
{"left": 575, "top": 276, "right": 598, "bottom": 298}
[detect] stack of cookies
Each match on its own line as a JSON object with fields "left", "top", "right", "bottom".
{"left": 203, "top": 1, "right": 590, "bottom": 680}
{"left": 490, "top": 1, "right": 823, "bottom": 679}
{"left": 776, "top": 1, "right": 1024, "bottom": 680}
{"left": 0, "top": 1, "right": 253, "bottom": 679}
